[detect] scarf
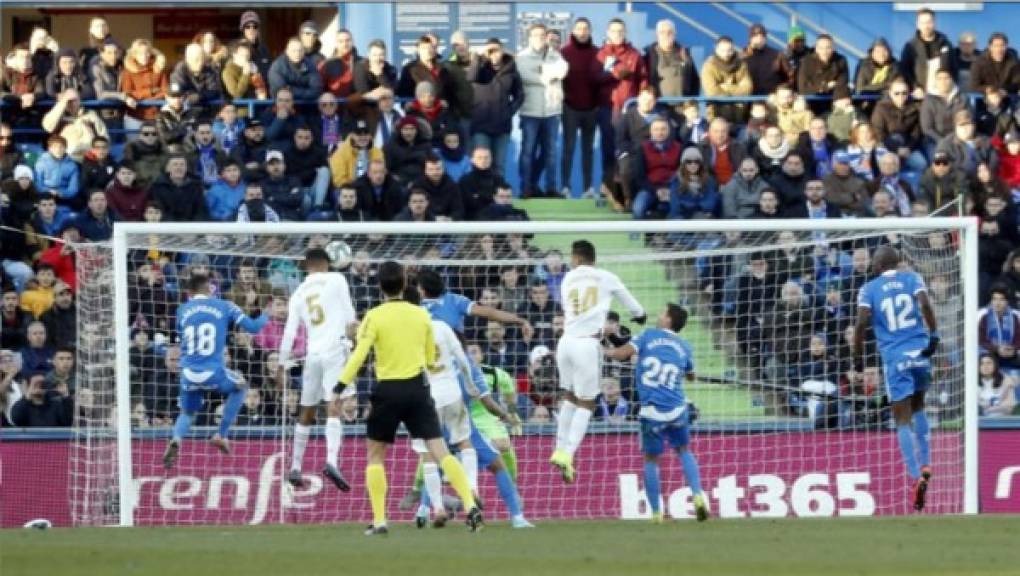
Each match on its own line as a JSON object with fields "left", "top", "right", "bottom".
{"left": 881, "top": 176, "right": 912, "bottom": 215}
{"left": 812, "top": 140, "right": 832, "bottom": 178}
{"left": 758, "top": 137, "right": 790, "bottom": 161}
{"left": 197, "top": 143, "right": 218, "bottom": 185}
{"left": 441, "top": 143, "right": 465, "bottom": 162}
{"left": 987, "top": 306, "right": 1016, "bottom": 345}
{"left": 410, "top": 100, "right": 443, "bottom": 122}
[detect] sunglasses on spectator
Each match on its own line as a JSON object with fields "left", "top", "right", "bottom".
{"left": 140, "top": 131, "right": 157, "bottom": 137}
{"left": 891, "top": 91, "right": 908, "bottom": 96}
{"left": 933, "top": 159, "right": 950, "bottom": 165}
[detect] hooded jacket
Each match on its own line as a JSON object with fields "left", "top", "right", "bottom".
{"left": 121, "top": 48, "right": 169, "bottom": 120}
{"left": 900, "top": 30, "right": 956, "bottom": 91}
{"left": 720, "top": 172, "right": 770, "bottom": 219}
{"left": 854, "top": 38, "right": 900, "bottom": 96}
{"left": 470, "top": 53, "right": 524, "bottom": 136}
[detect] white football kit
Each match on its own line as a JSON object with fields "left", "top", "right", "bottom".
{"left": 412, "top": 320, "right": 474, "bottom": 452}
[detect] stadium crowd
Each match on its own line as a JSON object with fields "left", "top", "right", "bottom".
{"left": 1, "top": 8, "right": 1019, "bottom": 429}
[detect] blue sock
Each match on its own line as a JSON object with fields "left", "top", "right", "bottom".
{"left": 897, "top": 424, "right": 920, "bottom": 479}
{"left": 218, "top": 388, "right": 245, "bottom": 438}
{"left": 680, "top": 451, "right": 703, "bottom": 495}
{"left": 494, "top": 469, "right": 522, "bottom": 517}
{"left": 913, "top": 411, "right": 931, "bottom": 469}
{"left": 172, "top": 412, "right": 193, "bottom": 442}
{"left": 420, "top": 486, "right": 431, "bottom": 512}
{"left": 643, "top": 460, "right": 662, "bottom": 514}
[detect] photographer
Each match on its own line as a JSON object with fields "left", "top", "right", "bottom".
{"left": 10, "top": 371, "right": 73, "bottom": 427}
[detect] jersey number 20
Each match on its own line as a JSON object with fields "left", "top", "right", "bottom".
{"left": 641, "top": 357, "right": 680, "bottom": 391}
{"left": 879, "top": 293, "right": 917, "bottom": 332}
{"left": 183, "top": 323, "right": 216, "bottom": 356}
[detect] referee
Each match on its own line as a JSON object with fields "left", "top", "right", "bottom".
{"left": 336, "top": 261, "right": 483, "bottom": 535}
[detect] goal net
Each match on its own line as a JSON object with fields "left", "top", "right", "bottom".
{"left": 70, "top": 219, "right": 978, "bottom": 526}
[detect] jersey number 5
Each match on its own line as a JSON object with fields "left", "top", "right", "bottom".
{"left": 568, "top": 286, "right": 597, "bottom": 316}
{"left": 306, "top": 293, "right": 325, "bottom": 326}
{"left": 183, "top": 323, "right": 216, "bottom": 356}
{"left": 879, "top": 293, "right": 916, "bottom": 332}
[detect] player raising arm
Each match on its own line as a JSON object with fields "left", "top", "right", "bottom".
{"left": 163, "top": 273, "right": 269, "bottom": 469}
{"left": 551, "top": 240, "right": 645, "bottom": 483}
{"left": 853, "top": 245, "right": 940, "bottom": 511}
{"left": 417, "top": 269, "right": 534, "bottom": 342}
{"left": 279, "top": 248, "right": 358, "bottom": 492}
{"left": 605, "top": 304, "right": 709, "bottom": 523}
{"left": 335, "top": 261, "right": 482, "bottom": 535}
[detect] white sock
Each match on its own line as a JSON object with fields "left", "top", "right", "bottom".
{"left": 423, "top": 462, "right": 445, "bottom": 515}
{"left": 566, "top": 407, "right": 593, "bottom": 457}
{"left": 555, "top": 401, "right": 578, "bottom": 453}
{"left": 459, "top": 448, "right": 479, "bottom": 492}
{"left": 325, "top": 417, "right": 343, "bottom": 468}
{"left": 291, "top": 424, "right": 311, "bottom": 472}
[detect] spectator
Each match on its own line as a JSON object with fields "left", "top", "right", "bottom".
{"left": 846, "top": 122, "right": 889, "bottom": 182}
{"left": 743, "top": 23, "right": 782, "bottom": 96}
{"left": 285, "top": 125, "right": 330, "bottom": 212}
{"left": 370, "top": 93, "right": 402, "bottom": 150}
{"left": 20, "top": 321, "right": 54, "bottom": 377}
{"left": 307, "top": 93, "right": 343, "bottom": 154}
{"left": 25, "top": 194, "right": 72, "bottom": 258}
{"left": 798, "top": 35, "right": 849, "bottom": 115}
{"left": 40, "top": 282, "right": 75, "bottom": 350}
{"left": 397, "top": 35, "right": 454, "bottom": 104}
{"left": 170, "top": 43, "right": 222, "bottom": 116}
{"left": 45, "top": 346, "right": 75, "bottom": 394}
{"left": 393, "top": 187, "right": 434, "bottom": 222}
{"left": 79, "top": 17, "right": 110, "bottom": 78}
{"left": 996, "top": 249, "right": 1020, "bottom": 306}
{"left": 187, "top": 120, "right": 229, "bottom": 186}
{"left": 41, "top": 88, "right": 108, "bottom": 163}
{"left": 443, "top": 31, "right": 478, "bottom": 144}
{"left": 483, "top": 320, "right": 528, "bottom": 377}
{"left": 1, "top": 43, "right": 44, "bottom": 122}
{"left": 900, "top": 8, "right": 956, "bottom": 98}
{"left": 616, "top": 87, "right": 676, "bottom": 210}
{"left": 268, "top": 37, "right": 323, "bottom": 102}
{"left": 0, "top": 123, "right": 24, "bottom": 181}
{"left": 972, "top": 161, "right": 1010, "bottom": 207}
{"left": 823, "top": 151, "right": 869, "bottom": 216}
{"left": 977, "top": 197, "right": 1017, "bottom": 294}
{"left": 597, "top": 19, "right": 646, "bottom": 196}
{"left": 352, "top": 159, "right": 403, "bottom": 222}
{"left": 297, "top": 21, "right": 324, "bottom": 68}
{"left": 80, "top": 136, "right": 115, "bottom": 193}
{"left": 977, "top": 86, "right": 1017, "bottom": 139}
{"left": 735, "top": 253, "right": 780, "bottom": 363}
{"left": 436, "top": 129, "right": 471, "bottom": 182}
{"left": 237, "top": 11, "right": 272, "bottom": 79}
{"left": 205, "top": 160, "right": 246, "bottom": 221}
{"left": 825, "top": 88, "right": 857, "bottom": 146}
{"left": 34, "top": 135, "right": 80, "bottom": 209}
{"left": 938, "top": 110, "right": 998, "bottom": 176}
{"left": 260, "top": 87, "right": 302, "bottom": 149}
{"left": 20, "top": 264, "right": 58, "bottom": 318}
{"left": 346, "top": 250, "right": 379, "bottom": 313}
{"left": 855, "top": 38, "right": 900, "bottom": 114}
{"left": 38, "top": 222, "right": 78, "bottom": 291}
{"left": 672, "top": 147, "right": 719, "bottom": 220}
{"left": 236, "top": 182, "right": 280, "bottom": 223}
{"left": 701, "top": 35, "right": 752, "bottom": 125}
{"left": 779, "top": 26, "right": 811, "bottom": 91}
{"left": 968, "top": 32, "right": 1018, "bottom": 94}
{"left": 90, "top": 38, "right": 130, "bottom": 132}
{"left": 979, "top": 285, "right": 1020, "bottom": 370}
{"left": 45, "top": 47, "right": 92, "bottom": 101}
{"left": 768, "top": 84, "right": 812, "bottom": 146}
{"left": 596, "top": 376, "right": 630, "bottom": 423}
{"left": 795, "top": 117, "right": 840, "bottom": 178}
{"left": 212, "top": 104, "right": 244, "bottom": 155}
{"left": 3, "top": 164, "right": 40, "bottom": 224}
{"left": 955, "top": 31, "right": 981, "bottom": 92}
{"left": 698, "top": 117, "right": 748, "bottom": 187}
{"left": 978, "top": 354, "right": 1019, "bottom": 416}
{"left": 560, "top": 17, "right": 601, "bottom": 198}
{"left": 122, "top": 121, "right": 166, "bottom": 189}
{"left": 225, "top": 259, "right": 272, "bottom": 315}
{"left": 384, "top": 116, "right": 431, "bottom": 186}
{"left": 460, "top": 146, "right": 509, "bottom": 220}
{"left": 1, "top": 287, "right": 31, "bottom": 350}
{"left": 413, "top": 155, "right": 463, "bottom": 221}
{"left": 869, "top": 188, "right": 897, "bottom": 218}
{"left": 404, "top": 80, "right": 452, "bottom": 145}
{"left": 231, "top": 119, "right": 268, "bottom": 182}
{"left": 494, "top": 265, "right": 527, "bottom": 315}
{"left": 632, "top": 117, "right": 682, "bottom": 220}
{"left": 872, "top": 152, "right": 916, "bottom": 216}
{"left": 470, "top": 37, "right": 524, "bottom": 175}
{"left": 679, "top": 98, "right": 710, "bottom": 146}
{"left": 330, "top": 119, "right": 382, "bottom": 189}
{"left": 336, "top": 185, "right": 372, "bottom": 222}
{"left": 918, "top": 150, "right": 969, "bottom": 211}
{"left": 784, "top": 178, "right": 843, "bottom": 218}
{"left": 141, "top": 344, "right": 180, "bottom": 422}
{"left": 194, "top": 29, "right": 228, "bottom": 73}
{"left": 237, "top": 389, "right": 278, "bottom": 426}
{"left": 320, "top": 27, "right": 364, "bottom": 102}
{"left": 10, "top": 372, "right": 72, "bottom": 428}
{"left": 518, "top": 22, "right": 569, "bottom": 198}
{"left": 768, "top": 281, "right": 824, "bottom": 379}
{"left": 221, "top": 41, "right": 268, "bottom": 101}
{"left": 920, "top": 68, "right": 971, "bottom": 150}
{"left": 27, "top": 27, "right": 57, "bottom": 83}
{"left": 994, "top": 129, "right": 1020, "bottom": 189}
{"left": 478, "top": 185, "right": 529, "bottom": 222}
{"left": 753, "top": 125, "right": 790, "bottom": 179}
{"left": 769, "top": 151, "right": 809, "bottom": 209}
{"left": 156, "top": 83, "right": 197, "bottom": 147}
{"left": 261, "top": 150, "right": 304, "bottom": 221}
{"left": 872, "top": 78, "right": 926, "bottom": 173}
{"left": 646, "top": 19, "right": 700, "bottom": 102}
{"left": 74, "top": 188, "right": 117, "bottom": 241}
{"left": 148, "top": 155, "right": 208, "bottom": 221}
{"left": 721, "top": 157, "right": 770, "bottom": 219}
{"left": 352, "top": 39, "right": 398, "bottom": 111}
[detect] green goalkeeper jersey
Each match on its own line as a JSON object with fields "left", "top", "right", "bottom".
{"left": 470, "top": 364, "right": 515, "bottom": 422}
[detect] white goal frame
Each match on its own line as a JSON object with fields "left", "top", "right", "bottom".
{"left": 110, "top": 217, "right": 980, "bottom": 526}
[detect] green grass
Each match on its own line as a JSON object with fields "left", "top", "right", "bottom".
{"left": 518, "top": 199, "right": 760, "bottom": 419}
{"left": 3, "top": 517, "right": 1018, "bottom": 576}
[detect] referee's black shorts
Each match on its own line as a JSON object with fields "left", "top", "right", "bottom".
{"left": 366, "top": 372, "right": 442, "bottom": 444}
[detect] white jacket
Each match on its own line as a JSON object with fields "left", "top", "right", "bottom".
{"left": 516, "top": 47, "right": 569, "bottom": 118}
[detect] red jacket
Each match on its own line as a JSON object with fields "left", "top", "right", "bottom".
{"left": 640, "top": 139, "right": 682, "bottom": 188}
{"left": 560, "top": 35, "right": 602, "bottom": 111}
{"left": 38, "top": 242, "right": 76, "bottom": 292}
{"left": 596, "top": 41, "right": 646, "bottom": 112}
{"left": 992, "top": 136, "right": 1020, "bottom": 189}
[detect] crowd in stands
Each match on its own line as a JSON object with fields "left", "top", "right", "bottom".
{"left": 2, "top": 7, "right": 1019, "bottom": 428}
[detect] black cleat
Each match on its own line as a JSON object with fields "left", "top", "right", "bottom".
{"left": 286, "top": 469, "right": 306, "bottom": 488}
{"left": 415, "top": 514, "right": 428, "bottom": 529}
{"left": 465, "top": 506, "right": 484, "bottom": 532}
{"left": 162, "top": 440, "right": 179, "bottom": 470}
{"left": 364, "top": 524, "right": 389, "bottom": 536}
{"left": 472, "top": 492, "right": 485, "bottom": 511}
{"left": 322, "top": 464, "right": 351, "bottom": 492}
{"left": 913, "top": 478, "right": 929, "bottom": 511}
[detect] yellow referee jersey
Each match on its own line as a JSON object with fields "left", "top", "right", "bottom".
{"left": 338, "top": 300, "right": 436, "bottom": 385}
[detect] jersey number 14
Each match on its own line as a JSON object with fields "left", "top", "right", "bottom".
{"left": 568, "top": 286, "right": 597, "bottom": 316}
{"left": 879, "top": 294, "right": 917, "bottom": 332}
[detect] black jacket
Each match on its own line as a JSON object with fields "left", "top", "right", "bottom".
{"left": 794, "top": 132, "right": 840, "bottom": 177}
{"left": 470, "top": 54, "right": 524, "bottom": 136}
{"left": 148, "top": 174, "right": 209, "bottom": 221}
{"left": 769, "top": 171, "right": 810, "bottom": 209}
{"left": 352, "top": 173, "right": 405, "bottom": 222}
{"left": 900, "top": 31, "right": 956, "bottom": 90}
{"left": 40, "top": 304, "right": 76, "bottom": 350}
{"left": 79, "top": 156, "right": 116, "bottom": 194}
{"left": 383, "top": 133, "right": 431, "bottom": 185}
{"left": 396, "top": 59, "right": 456, "bottom": 103}
{"left": 871, "top": 98, "right": 923, "bottom": 150}
{"left": 783, "top": 200, "right": 844, "bottom": 219}
{"left": 797, "top": 52, "right": 850, "bottom": 97}
{"left": 411, "top": 174, "right": 464, "bottom": 220}
{"left": 231, "top": 135, "right": 269, "bottom": 182}
{"left": 284, "top": 143, "right": 328, "bottom": 187}
{"left": 743, "top": 45, "right": 783, "bottom": 95}
{"left": 968, "top": 52, "right": 1020, "bottom": 93}
{"left": 261, "top": 174, "right": 304, "bottom": 221}
{"left": 11, "top": 395, "right": 73, "bottom": 427}
{"left": 459, "top": 167, "right": 510, "bottom": 220}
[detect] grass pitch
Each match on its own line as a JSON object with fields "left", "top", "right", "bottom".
{"left": 3, "top": 516, "right": 1018, "bottom": 576}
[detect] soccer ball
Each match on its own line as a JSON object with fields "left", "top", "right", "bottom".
{"left": 325, "top": 240, "right": 353, "bottom": 269}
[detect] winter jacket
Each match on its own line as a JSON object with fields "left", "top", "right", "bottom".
{"left": 993, "top": 136, "right": 1020, "bottom": 188}
{"left": 872, "top": 98, "right": 923, "bottom": 150}
{"left": 122, "top": 139, "right": 167, "bottom": 190}
{"left": 517, "top": 46, "right": 568, "bottom": 118}
{"left": 284, "top": 143, "right": 329, "bottom": 187}
{"left": 383, "top": 131, "right": 432, "bottom": 186}
{"left": 259, "top": 108, "right": 303, "bottom": 150}
{"left": 720, "top": 173, "right": 770, "bottom": 219}
{"left": 319, "top": 51, "right": 361, "bottom": 98}
{"left": 11, "top": 396, "right": 72, "bottom": 427}
{"left": 396, "top": 59, "right": 455, "bottom": 103}
{"left": 34, "top": 153, "right": 80, "bottom": 204}
{"left": 617, "top": 105, "right": 677, "bottom": 155}
{"left": 742, "top": 45, "right": 782, "bottom": 95}
{"left": 120, "top": 49, "right": 169, "bottom": 120}
{"left": 560, "top": 35, "right": 602, "bottom": 111}
{"left": 329, "top": 136, "right": 384, "bottom": 188}
{"left": 794, "top": 132, "right": 840, "bottom": 178}
{"left": 900, "top": 31, "right": 956, "bottom": 91}
{"left": 148, "top": 174, "right": 209, "bottom": 221}
{"left": 74, "top": 208, "right": 116, "bottom": 241}
{"left": 403, "top": 100, "right": 453, "bottom": 145}
{"left": 104, "top": 179, "right": 148, "bottom": 221}
{"left": 40, "top": 304, "right": 75, "bottom": 350}
{"left": 261, "top": 174, "right": 304, "bottom": 221}
{"left": 854, "top": 39, "right": 899, "bottom": 97}
{"left": 634, "top": 139, "right": 682, "bottom": 191}
{"left": 45, "top": 66, "right": 93, "bottom": 101}
{"left": 352, "top": 173, "right": 405, "bottom": 222}
{"left": 797, "top": 52, "right": 850, "bottom": 97}
{"left": 156, "top": 104, "right": 197, "bottom": 146}
{"left": 700, "top": 53, "right": 752, "bottom": 123}
{"left": 470, "top": 54, "right": 524, "bottom": 136}
{"left": 205, "top": 179, "right": 246, "bottom": 221}
{"left": 459, "top": 167, "right": 510, "bottom": 220}
{"left": 768, "top": 96, "right": 813, "bottom": 146}
{"left": 768, "top": 170, "right": 810, "bottom": 208}
{"left": 80, "top": 153, "right": 115, "bottom": 193}
{"left": 267, "top": 55, "right": 323, "bottom": 101}
{"left": 597, "top": 41, "right": 646, "bottom": 112}
{"left": 412, "top": 174, "right": 464, "bottom": 220}
{"left": 221, "top": 61, "right": 266, "bottom": 101}
{"left": 41, "top": 106, "right": 108, "bottom": 162}
{"left": 779, "top": 44, "right": 812, "bottom": 92}
{"left": 352, "top": 59, "right": 399, "bottom": 96}
{"left": 697, "top": 139, "right": 748, "bottom": 186}
{"left": 976, "top": 102, "right": 1017, "bottom": 139}
{"left": 671, "top": 177, "right": 720, "bottom": 220}
{"left": 968, "top": 52, "right": 1020, "bottom": 93}
{"left": 169, "top": 62, "right": 223, "bottom": 107}
{"left": 443, "top": 52, "right": 477, "bottom": 121}
{"left": 90, "top": 60, "right": 126, "bottom": 111}
{"left": 920, "top": 89, "right": 972, "bottom": 142}
{"left": 822, "top": 172, "right": 870, "bottom": 216}
{"left": 231, "top": 135, "right": 269, "bottom": 182}
{"left": 917, "top": 167, "right": 970, "bottom": 211}
{"left": 645, "top": 42, "right": 700, "bottom": 98}
{"left": 936, "top": 134, "right": 998, "bottom": 175}
{"left": 783, "top": 200, "right": 844, "bottom": 219}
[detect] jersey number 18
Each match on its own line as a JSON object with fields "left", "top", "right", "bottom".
{"left": 183, "top": 323, "right": 216, "bottom": 356}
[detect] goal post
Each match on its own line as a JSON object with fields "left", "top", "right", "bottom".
{"left": 90, "top": 217, "right": 979, "bottom": 527}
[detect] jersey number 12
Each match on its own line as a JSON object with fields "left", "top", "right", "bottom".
{"left": 879, "top": 294, "right": 917, "bottom": 332}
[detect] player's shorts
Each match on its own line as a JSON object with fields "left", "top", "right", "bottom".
{"left": 556, "top": 334, "right": 602, "bottom": 400}
{"left": 883, "top": 353, "right": 932, "bottom": 403}
{"left": 299, "top": 352, "right": 352, "bottom": 407}
{"left": 471, "top": 408, "right": 510, "bottom": 441}
{"left": 367, "top": 373, "right": 442, "bottom": 444}
{"left": 179, "top": 367, "right": 244, "bottom": 413}
{"left": 411, "top": 400, "right": 472, "bottom": 453}
{"left": 640, "top": 417, "right": 691, "bottom": 457}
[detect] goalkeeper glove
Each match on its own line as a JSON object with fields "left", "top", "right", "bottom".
{"left": 332, "top": 380, "right": 349, "bottom": 395}
{"left": 921, "top": 333, "right": 941, "bottom": 358}
{"left": 631, "top": 314, "right": 647, "bottom": 326}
